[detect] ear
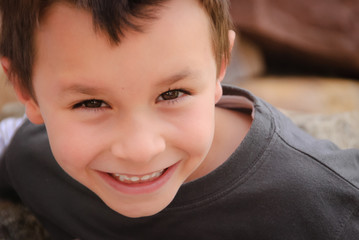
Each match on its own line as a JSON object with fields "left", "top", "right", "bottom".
{"left": 1, "top": 57, "right": 44, "bottom": 124}
{"left": 215, "top": 30, "right": 236, "bottom": 103}
{"left": 0, "top": 57, "right": 10, "bottom": 75}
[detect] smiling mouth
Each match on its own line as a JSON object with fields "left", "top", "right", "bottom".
{"left": 110, "top": 168, "right": 167, "bottom": 184}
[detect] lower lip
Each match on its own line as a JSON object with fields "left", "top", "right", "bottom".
{"left": 98, "top": 162, "right": 180, "bottom": 195}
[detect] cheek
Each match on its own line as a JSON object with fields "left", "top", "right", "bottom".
{"left": 45, "top": 120, "right": 99, "bottom": 174}
{"left": 169, "top": 99, "right": 216, "bottom": 157}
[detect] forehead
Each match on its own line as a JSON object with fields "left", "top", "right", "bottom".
{"left": 37, "top": 0, "right": 210, "bottom": 42}
{"left": 35, "top": 0, "right": 212, "bottom": 54}
{"left": 32, "top": 0, "right": 216, "bottom": 91}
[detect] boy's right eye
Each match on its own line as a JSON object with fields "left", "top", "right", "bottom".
{"left": 72, "top": 99, "right": 109, "bottom": 109}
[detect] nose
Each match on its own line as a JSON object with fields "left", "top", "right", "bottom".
{"left": 110, "top": 117, "right": 166, "bottom": 163}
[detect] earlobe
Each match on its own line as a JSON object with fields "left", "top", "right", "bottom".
{"left": 16, "top": 89, "right": 44, "bottom": 124}
{"left": 13, "top": 85, "right": 44, "bottom": 125}
{"left": 24, "top": 100, "right": 44, "bottom": 124}
{"left": 1, "top": 57, "right": 10, "bottom": 75}
{"left": 214, "top": 80, "right": 223, "bottom": 103}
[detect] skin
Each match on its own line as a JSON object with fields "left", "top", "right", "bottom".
{"left": 1, "top": 0, "right": 252, "bottom": 218}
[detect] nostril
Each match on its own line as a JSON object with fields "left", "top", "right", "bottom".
{"left": 110, "top": 136, "right": 166, "bottom": 163}
{"left": 110, "top": 119, "right": 166, "bottom": 162}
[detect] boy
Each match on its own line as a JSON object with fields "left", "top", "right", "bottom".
{"left": 0, "top": 0, "right": 358, "bottom": 239}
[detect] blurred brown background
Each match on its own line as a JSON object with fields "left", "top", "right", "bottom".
{"left": 225, "top": 0, "right": 359, "bottom": 114}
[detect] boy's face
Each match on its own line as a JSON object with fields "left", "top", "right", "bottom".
{"left": 22, "top": 0, "right": 228, "bottom": 217}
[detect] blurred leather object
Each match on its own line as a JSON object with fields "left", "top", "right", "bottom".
{"left": 230, "top": 0, "right": 359, "bottom": 76}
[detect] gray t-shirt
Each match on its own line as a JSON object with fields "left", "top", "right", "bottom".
{"left": 1, "top": 85, "right": 359, "bottom": 239}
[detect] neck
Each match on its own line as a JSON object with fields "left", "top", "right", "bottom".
{"left": 185, "top": 106, "right": 252, "bottom": 182}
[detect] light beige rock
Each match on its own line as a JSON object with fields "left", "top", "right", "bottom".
{"left": 283, "top": 110, "right": 359, "bottom": 149}
{"left": 239, "top": 77, "right": 359, "bottom": 114}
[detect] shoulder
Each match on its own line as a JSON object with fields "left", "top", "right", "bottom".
{"left": 245, "top": 105, "right": 359, "bottom": 238}
{"left": 211, "top": 84, "right": 359, "bottom": 238}
{"left": 221, "top": 84, "right": 359, "bottom": 199}
{"left": 267, "top": 104, "right": 359, "bottom": 190}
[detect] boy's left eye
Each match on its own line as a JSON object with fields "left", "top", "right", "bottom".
{"left": 157, "top": 89, "right": 188, "bottom": 102}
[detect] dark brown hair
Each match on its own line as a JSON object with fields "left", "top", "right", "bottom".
{"left": 0, "top": 0, "right": 232, "bottom": 98}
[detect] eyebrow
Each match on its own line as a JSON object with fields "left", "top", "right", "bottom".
{"left": 155, "top": 69, "right": 197, "bottom": 87}
{"left": 61, "top": 84, "right": 105, "bottom": 96}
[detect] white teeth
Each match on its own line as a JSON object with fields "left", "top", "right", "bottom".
{"left": 130, "top": 176, "right": 140, "bottom": 182}
{"left": 112, "top": 169, "right": 165, "bottom": 184}
{"left": 119, "top": 175, "right": 127, "bottom": 182}
{"left": 141, "top": 175, "right": 150, "bottom": 181}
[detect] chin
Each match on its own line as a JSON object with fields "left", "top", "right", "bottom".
{"left": 114, "top": 205, "right": 165, "bottom": 219}
{"left": 105, "top": 198, "right": 172, "bottom": 218}
{"left": 122, "top": 210, "right": 159, "bottom": 218}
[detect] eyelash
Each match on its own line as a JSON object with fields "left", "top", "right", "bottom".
{"left": 72, "top": 99, "right": 109, "bottom": 111}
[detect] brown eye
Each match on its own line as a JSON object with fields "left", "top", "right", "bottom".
{"left": 156, "top": 89, "right": 190, "bottom": 103}
{"left": 73, "top": 99, "right": 108, "bottom": 109}
{"left": 84, "top": 100, "right": 103, "bottom": 108}
{"left": 160, "top": 90, "right": 180, "bottom": 100}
